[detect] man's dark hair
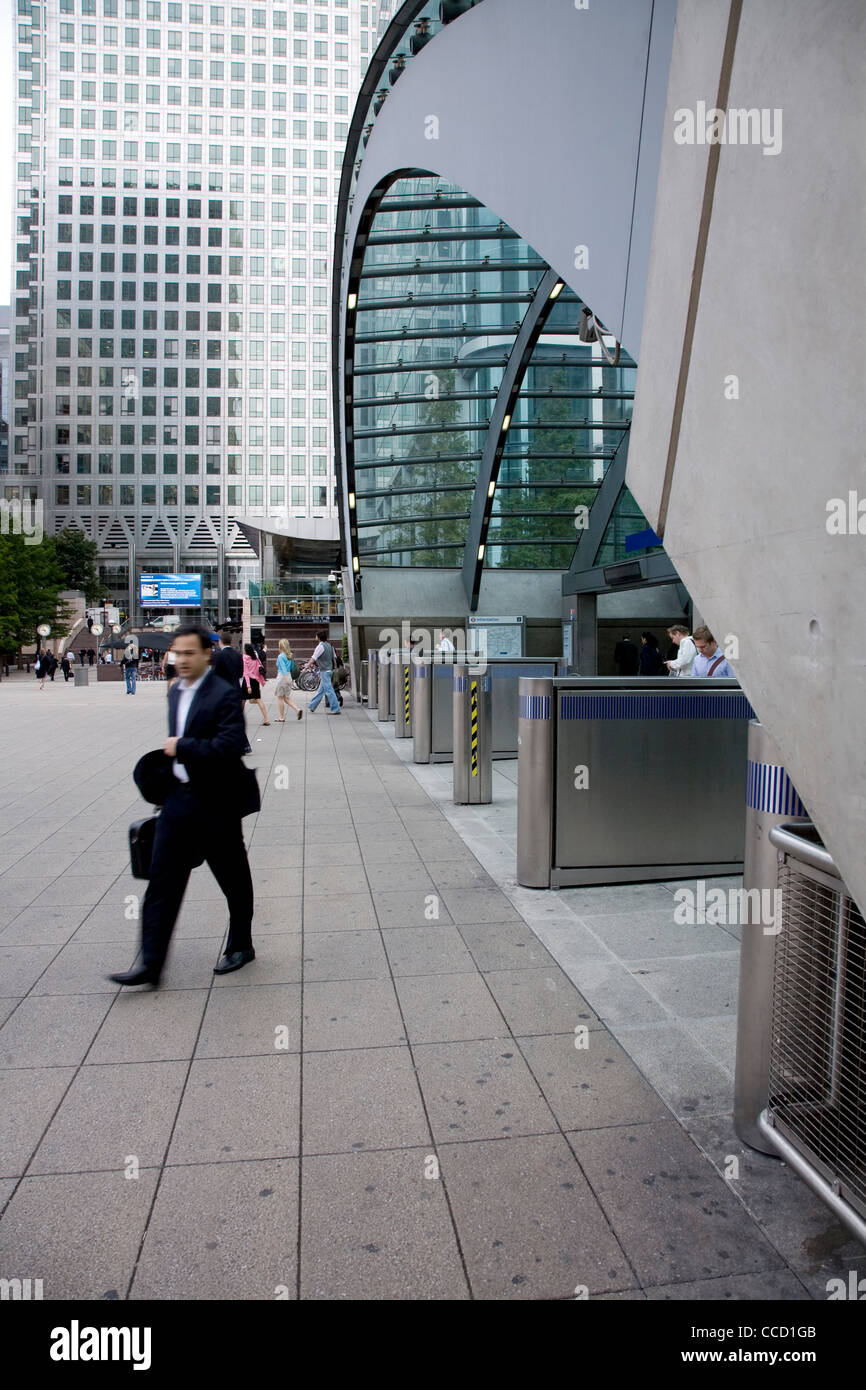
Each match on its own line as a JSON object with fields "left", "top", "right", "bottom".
{"left": 316, "top": 628, "right": 327, "bottom": 641}
{"left": 173, "top": 624, "right": 213, "bottom": 650}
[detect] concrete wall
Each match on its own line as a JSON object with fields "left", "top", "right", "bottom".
{"left": 628, "top": 0, "right": 866, "bottom": 911}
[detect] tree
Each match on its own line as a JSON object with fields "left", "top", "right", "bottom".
{"left": 53, "top": 527, "right": 100, "bottom": 601}
{"left": 0, "top": 533, "right": 75, "bottom": 654}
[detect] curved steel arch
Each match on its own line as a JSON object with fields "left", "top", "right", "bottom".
{"left": 462, "top": 265, "right": 563, "bottom": 610}
{"left": 334, "top": 0, "right": 676, "bottom": 605}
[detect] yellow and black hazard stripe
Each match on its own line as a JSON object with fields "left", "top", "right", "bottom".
{"left": 470, "top": 679, "right": 478, "bottom": 777}
{"left": 403, "top": 663, "right": 410, "bottom": 725}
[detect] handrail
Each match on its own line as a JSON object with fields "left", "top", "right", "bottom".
{"left": 768, "top": 822, "right": 841, "bottom": 880}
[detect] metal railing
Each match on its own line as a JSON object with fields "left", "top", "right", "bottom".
{"left": 758, "top": 823, "right": 866, "bottom": 1245}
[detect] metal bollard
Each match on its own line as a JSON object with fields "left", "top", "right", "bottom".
{"left": 412, "top": 660, "right": 432, "bottom": 762}
{"left": 516, "top": 676, "right": 555, "bottom": 887}
{"left": 377, "top": 651, "right": 392, "bottom": 721}
{"left": 394, "top": 652, "right": 412, "bottom": 739}
{"left": 74, "top": 668, "right": 89, "bottom": 688}
{"left": 453, "top": 662, "right": 492, "bottom": 804}
{"left": 733, "top": 720, "right": 809, "bottom": 1153}
{"left": 367, "top": 650, "right": 379, "bottom": 710}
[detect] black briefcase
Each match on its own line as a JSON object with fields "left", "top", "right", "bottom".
{"left": 129, "top": 815, "right": 159, "bottom": 879}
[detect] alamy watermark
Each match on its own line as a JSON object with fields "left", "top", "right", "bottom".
{"left": 674, "top": 101, "right": 782, "bottom": 157}
{"left": 674, "top": 882, "right": 782, "bottom": 934}
{"left": 0, "top": 498, "right": 43, "bottom": 545}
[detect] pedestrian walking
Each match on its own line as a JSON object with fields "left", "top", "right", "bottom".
{"left": 665, "top": 624, "right": 697, "bottom": 678}
{"left": 274, "top": 638, "right": 302, "bottom": 722}
{"left": 87, "top": 648, "right": 95, "bottom": 667}
{"left": 241, "top": 643, "right": 270, "bottom": 725}
{"left": 35, "top": 652, "right": 48, "bottom": 689}
{"left": 614, "top": 634, "right": 640, "bottom": 676}
{"left": 78, "top": 649, "right": 86, "bottom": 667}
{"left": 212, "top": 633, "right": 250, "bottom": 752}
{"left": 60, "top": 651, "right": 72, "bottom": 682}
{"left": 163, "top": 648, "right": 178, "bottom": 691}
{"left": 108, "top": 626, "right": 258, "bottom": 988}
{"left": 303, "top": 629, "right": 341, "bottom": 715}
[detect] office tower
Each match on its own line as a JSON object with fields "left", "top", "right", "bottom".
{"left": 12, "top": 0, "right": 372, "bottom": 623}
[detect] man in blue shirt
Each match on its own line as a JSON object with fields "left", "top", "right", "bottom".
{"left": 692, "top": 625, "right": 736, "bottom": 678}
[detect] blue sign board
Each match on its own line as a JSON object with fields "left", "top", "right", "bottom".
{"left": 624, "top": 527, "right": 662, "bottom": 554}
{"left": 139, "top": 573, "right": 202, "bottom": 607}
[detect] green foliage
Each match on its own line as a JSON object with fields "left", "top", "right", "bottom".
{"left": 0, "top": 534, "right": 75, "bottom": 652}
{"left": 53, "top": 527, "right": 101, "bottom": 601}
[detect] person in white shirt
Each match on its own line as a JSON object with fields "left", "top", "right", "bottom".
{"left": 438, "top": 630, "right": 456, "bottom": 653}
{"left": 665, "top": 624, "right": 697, "bottom": 677}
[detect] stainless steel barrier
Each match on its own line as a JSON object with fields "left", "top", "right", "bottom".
{"left": 413, "top": 656, "right": 560, "bottom": 764}
{"left": 756, "top": 822, "right": 866, "bottom": 1247}
{"left": 453, "top": 663, "right": 492, "bottom": 804}
{"left": 734, "top": 722, "right": 809, "bottom": 1153}
{"left": 394, "top": 651, "right": 412, "bottom": 740}
{"left": 377, "top": 651, "right": 392, "bottom": 722}
{"left": 517, "top": 676, "right": 756, "bottom": 888}
{"left": 367, "top": 650, "right": 378, "bottom": 710}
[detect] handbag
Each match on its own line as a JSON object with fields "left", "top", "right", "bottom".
{"left": 129, "top": 814, "right": 159, "bottom": 879}
{"left": 239, "top": 764, "right": 261, "bottom": 818}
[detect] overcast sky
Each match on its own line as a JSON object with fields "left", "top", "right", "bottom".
{"left": 1, "top": 0, "right": 13, "bottom": 305}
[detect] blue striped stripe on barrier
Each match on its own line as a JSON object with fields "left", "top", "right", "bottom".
{"left": 518, "top": 694, "right": 551, "bottom": 721}
{"left": 558, "top": 693, "right": 756, "bottom": 721}
{"left": 745, "top": 760, "right": 807, "bottom": 815}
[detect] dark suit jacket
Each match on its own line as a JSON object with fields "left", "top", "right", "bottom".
{"left": 169, "top": 671, "right": 257, "bottom": 814}
{"left": 211, "top": 644, "right": 243, "bottom": 687}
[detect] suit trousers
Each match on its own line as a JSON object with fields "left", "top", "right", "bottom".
{"left": 140, "top": 782, "right": 253, "bottom": 976}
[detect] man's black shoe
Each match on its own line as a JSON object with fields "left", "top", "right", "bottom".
{"left": 214, "top": 948, "right": 255, "bottom": 975}
{"left": 108, "top": 967, "right": 160, "bottom": 987}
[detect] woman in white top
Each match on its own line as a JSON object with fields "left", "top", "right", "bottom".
{"left": 665, "top": 624, "right": 697, "bottom": 677}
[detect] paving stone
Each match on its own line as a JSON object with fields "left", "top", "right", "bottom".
{"left": 364, "top": 861, "right": 434, "bottom": 893}
{"left": 460, "top": 921, "right": 552, "bottom": 971}
{"left": 440, "top": 889, "right": 521, "bottom": 925}
{"left": 132, "top": 1159, "right": 299, "bottom": 1300}
{"left": 302, "top": 1046, "right": 430, "bottom": 1154}
{"left": 0, "top": 1168, "right": 159, "bottom": 1300}
{"left": 516, "top": 1033, "right": 668, "bottom": 1130}
{"left": 88, "top": 990, "right": 208, "bottom": 1064}
{"left": 0, "top": 906, "right": 90, "bottom": 948}
{"left": 212, "top": 934, "right": 302, "bottom": 987}
{"left": 357, "top": 839, "right": 419, "bottom": 864}
{"left": 29, "top": 940, "right": 132, "bottom": 996}
{"left": 30, "top": 1060, "right": 188, "bottom": 1174}
{"left": 168, "top": 1055, "right": 300, "bottom": 1164}
{"left": 481, "top": 966, "right": 600, "bottom": 1037}
{"left": 300, "top": 1149, "right": 468, "bottom": 1299}
{"left": 304, "top": 865, "right": 371, "bottom": 897}
{"left": 627, "top": 953, "right": 741, "bottom": 1019}
{"left": 609, "top": 1022, "right": 735, "bottom": 1120}
{"left": 0, "top": 994, "right": 113, "bottom": 1068}
{"left": 0, "top": 1068, "right": 75, "bottom": 1177}
{"left": 302, "top": 930, "right": 389, "bottom": 982}
{"left": 425, "top": 859, "right": 496, "bottom": 890}
{"left": 371, "top": 889, "right": 455, "bottom": 930}
{"left": 395, "top": 973, "right": 510, "bottom": 1044}
{"left": 414, "top": 1038, "right": 557, "bottom": 1144}
{"left": 196, "top": 984, "right": 301, "bottom": 1057}
{"left": 0, "top": 999, "right": 20, "bottom": 1030}
{"left": 440, "top": 1134, "right": 635, "bottom": 1299}
{"left": 568, "top": 1120, "right": 785, "bottom": 1286}
{"left": 0, "top": 944, "right": 62, "bottom": 997}
{"left": 305, "top": 842, "right": 364, "bottom": 868}
{"left": 303, "top": 892, "right": 377, "bottom": 933}
{"left": 247, "top": 843, "right": 305, "bottom": 869}
{"left": 382, "top": 926, "right": 476, "bottom": 977}
{"left": 303, "top": 978, "right": 406, "bottom": 1051}
{"left": 552, "top": 956, "right": 669, "bottom": 1027}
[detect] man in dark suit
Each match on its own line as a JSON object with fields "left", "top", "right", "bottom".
{"left": 109, "top": 625, "right": 257, "bottom": 988}
{"left": 211, "top": 632, "right": 250, "bottom": 753}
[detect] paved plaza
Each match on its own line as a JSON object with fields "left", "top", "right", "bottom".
{"left": 0, "top": 674, "right": 862, "bottom": 1300}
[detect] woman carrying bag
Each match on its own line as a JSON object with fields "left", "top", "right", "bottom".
{"left": 274, "top": 638, "right": 303, "bottom": 722}
{"left": 242, "top": 643, "right": 271, "bottom": 726}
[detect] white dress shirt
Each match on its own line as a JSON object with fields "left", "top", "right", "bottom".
{"left": 668, "top": 634, "right": 697, "bottom": 677}
{"left": 172, "top": 672, "right": 208, "bottom": 781}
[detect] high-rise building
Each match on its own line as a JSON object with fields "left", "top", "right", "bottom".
{"left": 12, "top": 0, "right": 373, "bottom": 623}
